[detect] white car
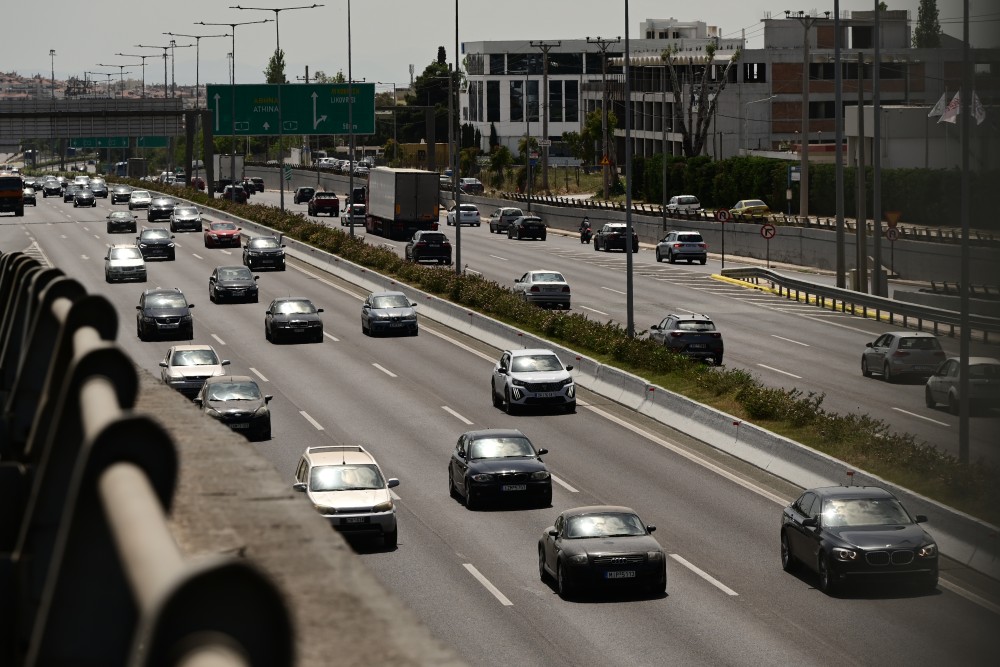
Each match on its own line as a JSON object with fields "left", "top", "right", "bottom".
{"left": 491, "top": 348, "right": 576, "bottom": 415}
{"left": 512, "top": 270, "right": 570, "bottom": 309}
{"left": 666, "top": 194, "right": 701, "bottom": 212}
{"left": 104, "top": 244, "right": 147, "bottom": 283}
{"left": 159, "top": 344, "right": 230, "bottom": 397}
{"left": 128, "top": 190, "right": 152, "bottom": 210}
{"left": 446, "top": 203, "right": 481, "bottom": 227}
{"left": 341, "top": 204, "right": 366, "bottom": 226}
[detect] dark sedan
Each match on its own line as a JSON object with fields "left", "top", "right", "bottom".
{"left": 594, "top": 223, "right": 639, "bottom": 252}
{"left": 448, "top": 429, "right": 551, "bottom": 510}
{"left": 42, "top": 180, "right": 63, "bottom": 198}
{"left": 209, "top": 265, "right": 259, "bottom": 303}
{"left": 293, "top": 186, "right": 315, "bottom": 204}
{"left": 73, "top": 187, "right": 97, "bottom": 208}
{"left": 88, "top": 179, "right": 108, "bottom": 197}
{"left": 243, "top": 236, "right": 286, "bottom": 271}
{"left": 169, "top": 205, "right": 204, "bottom": 232}
{"left": 63, "top": 185, "right": 80, "bottom": 203}
{"left": 135, "top": 287, "right": 194, "bottom": 341}
{"left": 404, "top": 230, "right": 451, "bottom": 264}
{"left": 193, "top": 375, "right": 272, "bottom": 441}
{"left": 507, "top": 215, "right": 547, "bottom": 240}
{"left": 361, "top": 290, "right": 418, "bottom": 336}
{"left": 136, "top": 228, "right": 176, "bottom": 261}
{"left": 106, "top": 211, "right": 137, "bottom": 234}
{"left": 539, "top": 506, "right": 667, "bottom": 599}
{"left": 780, "top": 485, "right": 939, "bottom": 594}
{"left": 110, "top": 184, "right": 133, "bottom": 204}
{"left": 147, "top": 197, "right": 176, "bottom": 222}
{"left": 265, "top": 297, "right": 324, "bottom": 343}
{"left": 23, "top": 188, "right": 36, "bottom": 206}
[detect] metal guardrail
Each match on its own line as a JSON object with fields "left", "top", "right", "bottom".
{"left": 0, "top": 251, "right": 293, "bottom": 667}
{"left": 720, "top": 266, "right": 1000, "bottom": 344}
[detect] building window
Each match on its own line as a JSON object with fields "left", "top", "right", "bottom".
{"left": 487, "top": 80, "right": 500, "bottom": 122}
{"left": 744, "top": 63, "right": 767, "bottom": 83}
{"left": 510, "top": 80, "right": 523, "bottom": 122}
{"left": 566, "top": 80, "right": 579, "bottom": 123}
{"left": 852, "top": 26, "right": 874, "bottom": 49}
{"left": 527, "top": 79, "right": 539, "bottom": 122}
{"left": 476, "top": 81, "right": 484, "bottom": 123}
{"left": 489, "top": 53, "right": 506, "bottom": 75}
{"left": 549, "top": 80, "right": 563, "bottom": 122}
{"left": 468, "top": 81, "right": 484, "bottom": 122}
{"left": 549, "top": 53, "right": 583, "bottom": 75}
{"left": 466, "top": 54, "right": 484, "bottom": 76}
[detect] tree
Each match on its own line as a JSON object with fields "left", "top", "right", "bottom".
{"left": 264, "top": 49, "right": 287, "bottom": 84}
{"left": 398, "top": 54, "right": 457, "bottom": 144}
{"left": 489, "top": 123, "right": 499, "bottom": 151}
{"left": 313, "top": 70, "right": 345, "bottom": 84}
{"left": 661, "top": 43, "right": 741, "bottom": 158}
{"left": 487, "top": 145, "right": 514, "bottom": 188}
{"left": 914, "top": 0, "right": 942, "bottom": 48}
{"left": 437, "top": 46, "right": 447, "bottom": 65}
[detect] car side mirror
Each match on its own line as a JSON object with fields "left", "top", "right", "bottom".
{"left": 514, "top": 278, "right": 522, "bottom": 283}
{"left": 158, "top": 361, "right": 167, "bottom": 368}
{"left": 547, "top": 529, "right": 558, "bottom": 537}
{"left": 193, "top": 397, "right": 202, "bottom": 406}
{"left": 646, "top": 525, "right": 656, "bottom": 533}
{"left": 566, "top": 365, "right": 574, "bottom": 371}
{"left": 802, "top": 517, "right": 818, "bottom": 528}
{"left": 865, "top": 342, "right": 873, "bottom": 348}
{"left": 650, "top": 325, "right": 661, "bottom": 330}
{"left": 915, "top": 514, "right": 928, "bottom": 523}
{"left": 292, "top": 482, "right": 307, "bottom": 492}
{"left": 537, "top": 448, "right": 548, "bottom": 456}
{"left": 104, "top": 255, "right": 110, "bottom": 260}
{"left": 221, "top": 360, "right": 231, "bottom": 366}
{"left": 135, "top": 305, "right": 141, "bottom": 310}
{"left": 387, "top": 478, "right": 400, "bottom": 489}
{"left": 187, "top": 304, "right": 195, "bottom": 309}
{"left": 264, "top": 395, "right": 273, "bottom": 403}
{"left": 317, "top": 308, "right": 324, "bottom": 313}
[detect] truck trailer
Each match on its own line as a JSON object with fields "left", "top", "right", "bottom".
{"left": 365, "top": 168, "right": 439, "bottom": 240}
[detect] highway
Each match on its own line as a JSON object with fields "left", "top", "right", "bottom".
{"left": 2, "top": 189, "right": 998, "bottom": 665}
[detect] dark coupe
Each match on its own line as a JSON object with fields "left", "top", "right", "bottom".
{"left": 193, "top": 375, "right": 272, "bottom": 441}
{"left": 110, "top": 184, "right": 133, "bottom": 204}
{"left": 73, "top": 187, "right": 96, "bottom": 208}
{"left": 507, "top": 215, "right": 547, "bottom": 241}
{"left": 448, "top": 429, "right": 551, "bottom": 510}
{"left": 209, "top": 265, "right": 259, "bottom": 303}
{"left": 147, "top": 197, "right": 176, "bottom": 222}
{"left": 264, "top": 297, "right": 324, "bottom": 343}
{"left": 538, "top": 506, "right": 667, "bottom": 599}
{"left": 780, "top": 485, "right": 939, "bottom": 594}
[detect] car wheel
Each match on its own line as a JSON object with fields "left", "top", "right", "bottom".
{"left": 449, "top": 471, "right": 459, "bottom": 499}
{"left": 538, "top": 547, "right": 549, "bottom": 582}
{"left": 314, "top": 329, "right": 324, "bottom": 343}
{"left": 948, "top": 392, "right": 960, "bottom": 416}
{"left": 699, "top": 258, "right": 707, "bottom": 265}
{"left": 655, "top": 249, "right": 663, "bottom": 262}
{"left": 861, "top": 357, "right": 872, "bottom": 378}
{"left": 383, "top": 528, "right": 398, "bottom": 548}
{"left": 540, "top": 233, "right": 546, "bottom": 241}
{"left": 557, "top": 562, "right": 574, "bottom": 600}
{"left": 105, "top": 272, "right": 112, "bottom": 283}
{"left": 265, "top": 325, "right": 272, "bottom": 342}
{"left": 540, "top": 488, "right": 552, "bottom": 508}
{"left": 137, "top": 321, "right": 144, "bottom": 340}
{"left": 780, "top": 530, "right": 797, "bottom": 572}
{"left": 925, "top": 386, "right": 936, "bottom": 409}
{"left": 362, "top": 318, "right": 369, "bottom": 335}
{"left": 465, "top": 482, "right": 479, "bottom": 511}
{"left": 210, "top": 288, "right": 216, "bottom": 303}
{"left": 168, "top": 252, "right": 175, "bottom": 261}
{"left": 504, "top": 387, "right": 516, "bottom": 415}
{"left": 818, "top": 553, "right": 838, "bottom": 594}
{"left": 883, "top": 362, "right": 895, "bottom": 383}
{"left": 668, "top": 250, "right": 676, "bottom": 264}
{"left": 491, "top": 380, "right": 502, "bottom": 408}
{"left": 713, "top": 354, "right": 724, "bottom": 366}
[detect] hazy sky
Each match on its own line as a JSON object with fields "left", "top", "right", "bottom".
{"left": 5, "top": 0, "right": 994, "bottom": 91}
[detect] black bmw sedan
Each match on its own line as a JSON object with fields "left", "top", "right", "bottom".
{"left": 448, "top": 429, "right": 551, "bottom": 510}
{"left": 780, "top": 485, "right": 939, "bottom": 594}
{"left": 209, "top": 265, "right": 259, "bottom": 303}
{"left": 243, "top": 236, "right": 286, "bottom": 271}
{"left": 264, "top": 297, "right": 324, "bottom": 343}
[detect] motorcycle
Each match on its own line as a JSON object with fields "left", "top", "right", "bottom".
{"left": 580, "top": 220, "right": 592, "bottom": 244}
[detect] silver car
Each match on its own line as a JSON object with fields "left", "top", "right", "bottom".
{"left": 513, "top": 270, "right": 570, "bottom": 310}
{"left": 104, "top": 244, "right": 147, "bottom": 283}
{"left": 925, "top": 356, "right": 1000, "bottom": 414}
{"left": 361, "top": 290, "right": 418, "bottom": 336}
{"left": 128, "top": 189, "right": 152, "bottom": 210}
{"left": 861, "top": 331, "right": 946, "bottom": 382}
{"left": 656, "top": 230, "right": 708, "bottom": 264}
{"left": 159, "top": 344, "right": 230, "bottom": 397}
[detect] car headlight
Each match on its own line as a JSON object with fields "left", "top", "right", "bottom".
{"left": 372, "top": 500, "right": 394, "bottom": 512}
{"left": 313, "top": 504, "right": 336, "bottom": 514}
{"left": 253, "top": 406, "right": 269, "bottom": 417}
{"left": 180, "top": 315, "right": 193, "bottom": 323}
{"left": 647, "top": 551, "right": 664, "bottom": 562}
{"left": 559, "top": 378, "right": 573, "bottom": 387}
{"left": 167, "top": 376, "right": 187, "bottom": 385}
{"left": 831, "top": 547, "right": 858, "bottom": 561}
{"left": 529, "top": 471, "right": 550, "bottom": 480}
{"left": 917, "top": 543, "right": 937, "bottom": 558}
{"left": 567, "top": 554, "right": 589, "bottom": 565}
{"left": 470, "top": 473, "right": 495, "bottom": 482}
{"left": 167, "top": 243, "right": 175, "bottom": 248}
{"left": 511, "top": 378, "right": 527, "bottom": 387}
{"left": 204, "top": 408, "right": 221, "bottom": 418}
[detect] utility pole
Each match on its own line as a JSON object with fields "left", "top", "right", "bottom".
{"left": 871, "top": 2, "right": 885, "bottom": 296}
{"left": 530, "top": 40, "right": 560, "bottom": 193}
{"left": 587, "top": 37, "right": 620, "bottom": 199}
{"left": 785, "top": 10, "right": 824, "bottom": 219}
{"left": 856, "top": 52, "right": 868, "bottom": 293}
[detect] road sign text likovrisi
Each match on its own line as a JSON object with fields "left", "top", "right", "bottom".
{"left": 206, "top": 83, "right": 376, "bottom": 137}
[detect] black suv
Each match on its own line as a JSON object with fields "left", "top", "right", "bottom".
{"left": 293, "top": 186, "right": 315, "bottom": 204}
{"left": 649, "top": 313, "right": 723, "bottom": 365}
{"left": 136, "top": 228, "right": 176, "bottom": 260}
{"left": 404, "top": 231, "right": 452, "bottom": 264}
{"left": 136, "top": 287, "right": 194, "bottom": 341}
{"left": 147, "top": 197, "right": 176, "bottom": 222}
{"left": 594, "top": 223, "right": 639, "bottom": 252}
{"left": 243, "top": 236, "right": 287, "bottom": 271}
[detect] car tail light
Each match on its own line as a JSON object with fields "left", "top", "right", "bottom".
{"left": 562, "top": 286, "right": 570, "bottom": 293}
{"left": 933, "top": 350, "right": 945, "bottom": 357}
{"left": 530, "top": 286, "right": 540, "bottom": 292}
{"left": 415, "top": 242, "right": 427, "bottom": 248}
{"left": 892, "top": 351, "right": 910, "bottom": 357}
{"left": 443, "top": 241, "right": 451, "bottom": 247}
{"left": 672, "top": 243, "right": 683, "bottom": 249}
{"left": 670, "top": 331, "right": 685, "bottom": 337}
{"left": 710, "top": 332, "right": 721, "bottom": 338}
{"left": 698, "top": 243, "right": 707, "bottom": 248}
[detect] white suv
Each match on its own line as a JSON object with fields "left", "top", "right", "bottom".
{"left": 446, "top": 203, "right": 481, "bottom": 226}
{"left": 491, "top": 348, "right": 576, "bottom": 415}
{"left": 293, "top": 445, "right": 400, "bottom": 547}
{"left": 666, "top": 195, "right": 701, "bottom": 212}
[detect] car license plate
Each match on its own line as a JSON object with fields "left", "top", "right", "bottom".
{"left": 688, "top": 343, "right": 706, "bottom": 349}
{"left": 502, "top": 484, "right": 527, "bottom": 492}
{"left": 293, "top": 328, "right": 305, "bottom": 333}
{"left": 543, "top": 287, "right": 559, "bottom": 292}
{"left": 228, "top": 423, "right": 249, "bottom": 429}
{"left": 232, "top": 290, "right": 244, "bottom": 296}
{"left": 159, "top": 323, "right": 178, "bottom": 329}
{"left": 429, "top": 243, "right": 440, "bottom": 248}
{"left": 344, "top": 517, "right": 368, "bottom": 524}
{"left": 389, "top": 322, "right": 403, "bottom": 327}
{"left": 534, "top": 392, "right": 559, "bottom": 398}
{"left": 605, "top": 571, "right": 635, "bottom": 579}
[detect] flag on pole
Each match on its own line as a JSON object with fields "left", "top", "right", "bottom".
{"left": 973, "top": 91, "right": 987, "bottom": 125}
{"left": 939, "top": 91, "right": 961, "bottom": 124}
{"left": 927, "top": 92, "right": 947, "bottom": 118}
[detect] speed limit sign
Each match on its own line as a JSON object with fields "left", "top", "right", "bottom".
{"left": 760, "top": 223, "right": 776, "bottom": 239}
{"left": 715, "top": 209, "right": 732, "bottom": 223}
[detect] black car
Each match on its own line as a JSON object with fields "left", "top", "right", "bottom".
{"left": 42, "top": 180, "right": 63, "bottom": 198}
{"left": 214, "top": 178, "right": 233, "bottom": 193}
{"left": 169, "top": 205, "right": 203, "bottom": 232}
{"left": 594, "top": 223, "right": 639, "bottom": 252}
{"left": 136, "top": 228, "right": 176, "bottom": 261}
{"left": 221, "top": 185, "right": 248, "bottom": 204}
{"left": 63, "top": 185, "right": 79, "bottom": 202}
{"left": 781, "top": 485, "right": 939, "bottom": 594}
{"left": 135, "top": 287, "right": 194, "bottom": 341}
{"left": 106, "top": 211, "right": 138, "bottom": 233}
{"left": 265, "top": 297, "right": 324, "bottom": 343}
{"left": 243, "top": 236, "right": 286, "bottom": 271}
{"left": 110, "top": 184, "right": 133, "bottom": 204}
{"left": 507, "top": 215, "right": 547, "bottom": 241}
{"left": 209, "top": 265, "right": 259, "bottom": 303}
{"left": 293, "top": 186, "right": 315, "bottom": 204}
{"left": 22, "top": 188, "right": 36, "bottom": 206}
{"left": 73, "top": 187, "right": 96, "bottom": 207}
{"left": 538, "top": 506, "right": 667, "bottom": 599}
{"left": 448, "top": 429, "right": 551, "bottom": 510}
{"left": 649, "top": 312, "right": 724, "bottom": 366}
{"left": 147, "top": 197, "right": 176, "bottom": 222}
{"left": 193, "top": 375, "right": 272, "bottom": 441}
{"left": 250, "top": 177, "right": 265, "bottom": 193}
{"left": 88, "top": 179, "right": 108, "bottom": 197}
{"left": 404, "top": 230, "right": 452, "bottom": 264}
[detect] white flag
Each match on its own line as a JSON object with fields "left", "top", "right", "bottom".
{"left": 938, "top": 91, "right": 961, "bottom": 124}
{"left": 973, "top": 90, "right": 987, "bottom": 125}
{"left": 927, "top": 92, "right": 947, "bottom": 118}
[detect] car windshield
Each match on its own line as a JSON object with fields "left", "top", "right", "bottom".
{"left": 676, "top": 320, "right": 715, "bottom": 332}
{"left": 820, "top": 498, "right": 913, "bottom": 527}
{"left": 565, "top": 513, "right": 647, "bottom": 538}
{"left": 372, "top": 295, "right": 411, "bottom": 309}
{"left": 275, "top": 300, "right": 316, "bottom": 314}
{"left": 206, "top": 381, "right": 262, "bottom": 402}
{"left": 310, "top": 464, "right": 385, "bottom": 491}
{"left": 109, "top": 212, "right": 131, "bottom": 219}
{"left": 174, "top": 207, "right": 198, "bottom": 216}
{"left": 172, "top": 349, "right": 220, "bottom": 366}
{"left": 897, "top": 336, "right": 942, "bottom": 351}
{"left": 249, "top": 238, "right": 280, "bottom": 249}
{"left": 109, "top": 248, "right": 142, "bottom": 259}
{"left": 502, "top": 209, "right": 523, "bottom": 218}
{"left": 468, "top": 436, "right": 535, "bottom": 459}
{"left": 743, "top": 200, "right": 766, "bottom": 207}
{"left": 460, "top": 205, "right": 477, "bottom": 212}
{"left": 511, "top": 354, "right": 562, "bottom": 373}
{"left": 146, "top": 294, "right": 187, "bottom": 309}
{"left": 211, "top": 223, "right": 238, "bottom": 231}
{"left": 132, "top": 191, "right": 150, "bottom": 198}
{"left": 142, "top": 230, "right": 171, "bottom": 239}
{"left": 531, "top": 272, "right": 565, "bottom": 283}
{"left": 219, "top": 267, "right": 252, "bottom": 280}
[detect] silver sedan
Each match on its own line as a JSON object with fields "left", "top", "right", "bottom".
{"left": 513, "top": 270, "right": 571, "bottom": 310}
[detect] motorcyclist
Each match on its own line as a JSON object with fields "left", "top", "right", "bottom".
{"left": 579, "top": 216, "right": 592, "bottom": 243}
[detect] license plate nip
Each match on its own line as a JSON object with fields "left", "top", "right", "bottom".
{"left": 345, "top": 517, "right": 367, "bottom": 524}
{"left": 228, "top": 423, "right": 249, "bottom": 429}
{"left": 605, "top": 570, "right": 636, "bottom": 579}
{"left": 502, "top": 484, "right": 527, "bottom": 492}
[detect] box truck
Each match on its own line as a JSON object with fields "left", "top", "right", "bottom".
{"left": 365, "top": 168, "right": 439, "bottom": 240}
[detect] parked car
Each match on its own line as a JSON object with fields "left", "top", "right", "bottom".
{"left": 169, "top": 205, "right": 203, "bottom": 232}
{"left": 265, "top": 297, "right": 324, "bottom": 343}
{"left": 159, "top": 344, "right": 230, "bottom": 397}
{"left": 649, "top": 312, "right": 724, "bottom": 365}
{"left": 136, "top": 228, "right": 176, "bottom": 261}
{"left": 106, "top": 211, "right": 138, "bottom": 234}
{"left": 507, "top": 215, "right": 547, "bottom": 240}
{"left": 110, "top": 184, "right": 133, "bottom": 204}
{"left": 307, "top": 191, "right": 340, "bottom": 217}
{"left": 448, "top": 428, "right": 552, "bottom": 510}
{"left": 781, "top": 485, "right": 938, "bottom": 594}
{"left": 404, "top": 230, "right": 452, "bottom": 264}
{"left": 194, "top": 375, "right": 272, "bottom": 441}
{"left": 656, "top": 230, "right": 708, "bottom": 264}
{"left": 446, "top": 203, "right": 481, "bottom": 226}
{"left": 209, "top": 265, "right": 259, "bottom": 303}
{"left": 513, "top": 270, "right": 570, "bottom": 309}
{"left": 925, "top": 356, "right": 1000, "bottom": 414}
{"left": 147, "top": 197, "right": 176, "bottom": 221}
{"left": 361, "top": 290, "right": 418, "bottom": 336}
{"left": 490, "top": 348, "right": 576, "bottom": 414}
{"left": 128, "top": 189, "right": 152, "bottom": 210}
{"left": 22, "top": 188, "right": 36, "bottom": 206}
{"left": 487, "top": 207, "right": 524, "bottom": 234}
{"left": 594, "top": 223, "right": 639, "bottom": 252}
{"left": 243, "top": 235, "right": 286, "bottom": 271}
{"left": 104, "top": 244, "right": 146, "bottom": 283}
{"left": 539, "top": 506, "right": 667, "bottom": 599}
{"left": 292, "top": 444, "right": 399, "bottom": 547}
{"left": 73, "top": 187, "right": 96, "bottom": 208}
{"left": 135, "top": 287, "right": 194, "bottom": 341}
{"left": 861, "top": 331, "right": 945, "bottom": 382}
{"left": 293, "top": 186, "right": 316, "bottom": 204}
{"left": 730, "top": 199, "right": 770, "bottom": 216}
{"left": 340, "top": 203, "right": 366, "bottom": 226}
{"left": 666, "top": 194, "right": 701, "bottom": 212}
{"left": 203, "top": 221, "right": 242, "bottom": 248}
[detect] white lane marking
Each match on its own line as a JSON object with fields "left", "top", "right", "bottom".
{"left": 939, "top": 578, "right": 1000, "bottom": 616}
{"left": 756, "top": 364, "right": 802, "bottom": 379}
{"left": 670, "top": 554, "right": 739, "bottom": 596}
{"left": 211, "top": 333, "right": 227, "bottom": 345}
{"left": 81, "top": 255, "right": 89, "bottom": 260}
{"left": 192, "top": 253, "right": 204, "bottom": 260}
{"left": 579, "top": 305, "right": 609, "bottom": 316}
{"left": 463, "top": 563, "right": 513, "bottom": 606}
{"left": 488, "top": 254, "right": 509, "bottom": 261}
{"left": 293, "top": 266, "right": 366, "bottom": 301}
{"left": 583, "top": 403, "right": 789, "bottom": 506}
{"left": 220, "top": 249, "right": 232, "bottom": 255}
{"left": 771, "top": 334, "right": 811, "bottom": 347}
{"left": 93, "top": 234, "right": 100, "bottom": 239}
{"left": 389, "top": 488, "right": 401, "bottom": 500}
{"left": 300, "top": 411, "right": 325, "bottom": 430}
{"left": 424, "top": 327, "right": 495, "bottom": 363}
{"left": 373, "top": 363, "right": 397, "bottom": 378}
{"left": 442, "top": 406, "right": 473, "bottom": 425}
{"left": 249, "top": 367, "right": 269, "bottom": 382}
{"left": 892, "top": 407, "right": 950, "bottom": 427}
{"left": 601, "top": 286, "right": 626, "bottom": 295}
{"left": 801, "top": 315, "right": 879, "bottom": 335}
{"left": 551, "top": 475, "right": 578, "bottom": 493}
{"left": 323, "top": 331, "right": 340, "bottom": 341}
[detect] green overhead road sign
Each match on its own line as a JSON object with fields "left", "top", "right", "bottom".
{"left": 206, "top": 83, "right": 375, "bottom": 137}
{"left": 137, "top": 136, "right": 168, "bottom": 148}
{"left": 69, "top": 137, "right": 129, "bottom": 149}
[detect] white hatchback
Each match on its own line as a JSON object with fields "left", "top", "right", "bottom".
{"left": 446, "top": 203, "right": 481, "bottom": 226}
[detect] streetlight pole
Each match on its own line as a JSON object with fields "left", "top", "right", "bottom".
{"left": 134, "top": 44, "right": 173, "bottom": 98}
{"left": 162, "top": 34, "right": 231, "bottom": 109}
{"left": 785, "top": 10, "right": 824, "bottom": 219}
{"left": 871, "top": 1, "right": 885, "bottom": 296}
{"left": 347, "top": 0, "right": 355, "bottom": 235}
{"left": 49, "top": 49, "right": 56, "bottom": 100}
{"left": 530, "top": 40, "right": 561, "bottom": 194}
{"left": 115, "top": 53, "right": 152, "bottom": 98}
{"left": 586, "top": 36, "right": 620, "bottom": 199}
{"left": 623, "top": 1, "right": 634, "bottom": 339}
{"left": 834, "top": 0, "right": 846, "bottom": 288}
{"left": 452, "top": 0, "right": 461, "bottom": 274}
{"left": 196, "top": 18, "right": 273, "bottom": 201}
{"left": 96, "top": 64, "right": 134, "bottom": 98}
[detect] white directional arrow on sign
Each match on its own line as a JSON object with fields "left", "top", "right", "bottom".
{"left": 312, "top": 92, "right": 327, "bottom": 129}
{"left": 262, "top": 122, "right": 270, "bottom": 131}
